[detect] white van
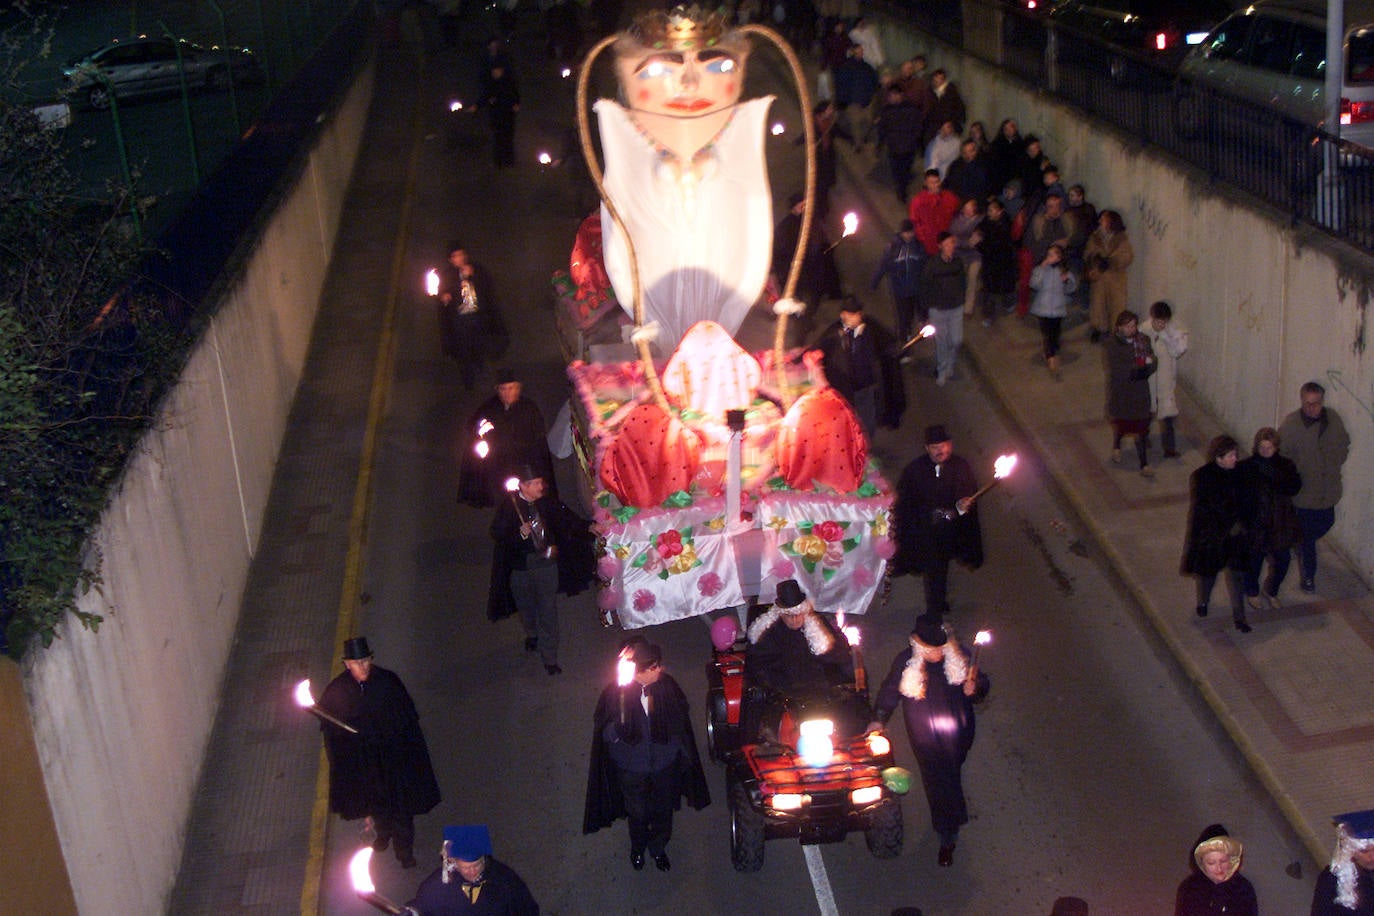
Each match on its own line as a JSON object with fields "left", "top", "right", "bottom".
{"left": 1177, "top": 0, "right": 1374, "bottom": 148}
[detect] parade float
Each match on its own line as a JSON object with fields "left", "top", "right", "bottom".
{"left": 558, "top": 6, "right": 896, "bottom": 628}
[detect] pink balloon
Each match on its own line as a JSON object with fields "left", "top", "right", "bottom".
{"left": 596, "top": 587, "right": 622, "bottom": 610}
{"left": 875, "top": 537, "right": 896, "bottom": 560}
{"left": 597, "top": 554, "right": 621, "bottom": 579}
{"left": 710, "top": 615, "right": 740, "bottom": 651}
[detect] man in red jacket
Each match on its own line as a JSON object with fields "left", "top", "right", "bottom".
{"left": 908, "top": 169, "right": 960, "bottom": 255}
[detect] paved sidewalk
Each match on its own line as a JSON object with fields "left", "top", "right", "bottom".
{"left": 838, "top": 140, "right": 1374, "bottom": 863}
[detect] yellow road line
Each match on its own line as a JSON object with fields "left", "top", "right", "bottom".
{"left": 300, "top": 48, "right": 428, "bottom": 916}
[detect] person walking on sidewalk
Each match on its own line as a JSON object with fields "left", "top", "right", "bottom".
{"left": 920, "top": 232, "right": 966, "bottom": 386}
{"left": 1182, "top": 435, "right": 1251, "bottom": 632}
{"left": 1278, "top": 381, "right": 1351, "bottom": 595}
{"left": 1084, "top": 210, "right": 1134, "bottom": 343}
{"left": 976, "top": 197, "right": 1017, "bottom": 325}
{"left": 909, "top": 169, "right": 961, "bottom": 256}
{"left": 875, "top": 86, "right": 923, "bottom": 202}
{"left": 1238, "top": 427, "right": 1302, "bottom": 611}
{"left": 1143, "top": 300, "right": 1188, "bottom": 459}
{"left": 1106, "top": 310, "right": 1157, "bottom": 476}
{"left": 317, "top": 637, "right": 441, "bottom": 870}
{"left": 1028, "top": 243, "right": 1077, "bottom": 380}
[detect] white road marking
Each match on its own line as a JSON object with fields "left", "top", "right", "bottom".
{"left": 803, "top": 844, "right": 841, "bottom": 916}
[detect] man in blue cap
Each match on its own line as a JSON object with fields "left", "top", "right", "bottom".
{"left": 405, "top": 825, "right": 539, "bottom": 915}
{"left": 1312, "top": 809, "right": 1374, "bottom": 914}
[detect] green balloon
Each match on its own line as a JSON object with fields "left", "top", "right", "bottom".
{"left": 882, "top": 766, "right": 912, "bottom": 795}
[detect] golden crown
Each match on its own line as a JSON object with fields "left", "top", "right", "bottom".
{"left": 630, "top": 5, "right": 730, "bottom": 50}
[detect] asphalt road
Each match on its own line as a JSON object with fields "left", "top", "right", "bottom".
{"left": 310, "top": 17, "right": 1317, "bottom": 916}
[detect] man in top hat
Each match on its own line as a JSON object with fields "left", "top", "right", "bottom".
{"left": 893, "top": 424, "right": 983, "bottom": 621}
{"left": 745, "top": 579, "right": 854, "bottom": 695}
{"left": 405, "top": 824, "right": 539, "bottom": 915}
{"left": 317, "top": 637, "right": 441, "bottom": 868}
{"left": 583, "top": 641, "right": 710, "bottom": 872}
{"left": 458, "top": 371, "right": 554, "bottom": 508}
{"left": 869, "top": 615, "right": 988, "bottom": 867}
{"left": 487, "top": 465, "right": 595, "bottom": 674}
{"left": 1312, "top": 809, "right": 1374, "bottom": 914}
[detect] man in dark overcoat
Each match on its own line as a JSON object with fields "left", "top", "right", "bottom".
{"left": 405, "top": 824, "right": 540, "bottom": 915}
{"left": 814, "top": 297, "right": 907, "bottom": 440}
{"left": 435, "top": 241, "right": 505, "bottom": 391}
{"left": 583, "top": 642, "right": 710, "bottom": 871}
{"left": 893, "top": 424, "right": 983, "bottom": 620}
{"left": 487, "top": 467, "right": 594, "bottom": 674}
{"left": 317, "top": 637, "right": 441, "bottom": 869}
{"left": 870, "top": 615, "right": 988, "bottom": 868}
{"left": 459, "top": 373, "right": 553, "bottom": 508}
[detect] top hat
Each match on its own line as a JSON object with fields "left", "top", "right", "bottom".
{"left": 924, "top": 424, "right": 951, "bottom": 445}
{"left": 342, "top": 637, "right": 373, "bottom": 660}
{"left": 774, "top": 579, "right": 808, "bottom": 612}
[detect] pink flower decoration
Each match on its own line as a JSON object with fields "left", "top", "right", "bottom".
{"left": 852, "top": 566, "right": 875, "bottom": 588}
{"left": 874, "top": 537, "right": 896, "bottom": 560}
{"left": 597, "top": 555, "right": 621, "bottom": 579}
{"left": 641, "top": 550, "right": 665, "bottom": 574}
{"left": 822, "top": 542, "right": 845, "bottom": 567}
{"left": 698, "top": 572, "right": 724, "bottom": 597}
{"left": 814, "top": 520, "right": 845, "bottom": 542}
{"left": 597, "top": 587, "right": 623, "bottom": 610}
{"left": 770, "top": 559, "right": 796, "bottom": 580}
{"left": 608, "top": 522, "right": 627, "bottom": 536}
{"left": 633, "top": 589, "right": 657, "bottom": 612}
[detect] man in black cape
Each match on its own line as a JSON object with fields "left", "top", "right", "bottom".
{"left": 583, "top": 641, "right": 710, "bottom": 871}
{"left": 869, "top": 615, "right": 988, "bottom": 868}
{"left": 487, "top": 466, "right": 594, "bottom": 675}
{"left": 814, "top": 296, "right": 907, "bottom": 439}
{"left": 317, "top": 637, "right": 441, "bottom": 869}
{"left": 459, "top": 372, "right": 554, "bottom": 508}
{"left": 406, "top": 824, "right": 539, "bottom": 915}
{"left": 893, "top": 424, "right": 983, "bottom": 620}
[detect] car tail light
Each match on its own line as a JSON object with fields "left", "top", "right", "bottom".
{"left": 851, "top": 786, "right": 883, "bottom": 805}
{"left": 867, "top": 733, "right": 891, "bottom": 756}
{"left": 1341, "top": 98, "right": 1374, "bottom": 125}
{"left": 770, "top": 793, "right": 806, "bottom": 810}
{"left": 1153, "top": 31, "right": 1168, "bottom": 52}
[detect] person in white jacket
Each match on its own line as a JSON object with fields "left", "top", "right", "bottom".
{"left": 1144, "top": 300, "right": 1188, "bottom": 458}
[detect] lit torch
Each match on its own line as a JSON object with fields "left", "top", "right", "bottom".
{"left": 770, "top": 121, "right": 785, "bottom": 136}
{"left": 560, "top": 67, "right": 572, "bottom": 79}
{"left": 538, "top": 151, "right": 553, "bottom": 166}
{"left": 967, "top": 454, "right": 1019, "bottom": 505}
{"left": 617, "top": 652, "right": 636, "bottom": 723}
{"left": 900, "top": 324, "right": 937, "bottom": 351}
{"left": 473, "top": 417, "right": 494, "bottom": 459}
{"left": 425, "top": 268, "right": 439, "bottom": 298}
{"left": 971, "top": 629, "right": 992, "bottom": 667}
{"left": 349, "top": 848, "right": 406, "bottom": 914}
{"left": 294, "top": 680, "right": 358, "bottom": 734}
{"left": 838, "top": 611, "right": 866, "bottom": 692}
{"left": 449, "top": 99, "right": 464, "bottom": 112}
{"left": 825, "top": 211, "right": 861, "bottom": 252}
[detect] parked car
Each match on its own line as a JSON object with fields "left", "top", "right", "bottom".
{"left": 1176, "top": 0, "right": 1374, "bottom": 148}
{"left": 62, "top": 36, "right": 261, "bottom": 110}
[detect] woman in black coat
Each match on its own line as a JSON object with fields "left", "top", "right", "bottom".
{"left": 1175, "top": 823, "right": 1259, "bottom": 916}
{"left": 1238, "top": 427, "right": 1303, "bottom": 611}
{"left": 1182, "top": 435, "right": 1251, "bottom": 631}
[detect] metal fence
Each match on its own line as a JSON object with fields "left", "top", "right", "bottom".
{"left": 892, "top": 0, "right": 1374, "bottom": 255}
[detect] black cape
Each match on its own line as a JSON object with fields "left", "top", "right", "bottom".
{"left": 893, "top": 454, "right": 983, "bottom": 577}
{"left": 1311, "top": 864, "right": 1374, "bottom": 915}
{"left": 582, "top": 672, "right": 711, "bottom": 834}
{"left": 486, "top": 493, "right": 595, "bottom": 622}
{"left": 407, "top": 858, "right": 539, "bottom": 916}
{"left": 458, "top": 395, "right": 552, "bottom": 509}
{"left": 1181, "top": 462, "right": 1246, "bottom": 577}
{"left": 317, "top": 665, "right": 441, "bottom": 821}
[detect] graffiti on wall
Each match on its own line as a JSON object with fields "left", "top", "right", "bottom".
{"left": 1335, "top": 268, "right": 1370, "bottom": 357}
{"left": 1131, "top": 192, "right": 1168, "bottom": 242}
{"left": 1325, "top": 369, "right": 1374, "bottom": 425}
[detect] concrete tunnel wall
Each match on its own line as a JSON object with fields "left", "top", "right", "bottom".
{"left": 17, "top": 57, "right": 376, "bottom": 915}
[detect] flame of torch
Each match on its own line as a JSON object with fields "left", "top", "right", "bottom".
{"left": 968, "top": 454, "right": 1019, "bottom": 504}
{"left": 449, "top": 99, "right": 464, "bottom": 112}
{"left": 504, "top": 476, "right": 520, "bottom": 493}
{"left": 971, "top": 629, "right": 992, "bottom": 666}
{"left": 474, "top": 439, "right": 490, "bottom": 458}
{"left": 538, "top": 151, "right": 552, "bottom": 165}
{"left": 425, "top": 269, "right": 439, "bottom": 297}
{"left": 839, "top": 614, "right": 866, "bottom": 692}
{"left": 617, "top": 656, "right": 637, "bottom": 723}
{"left": 901, "top": 324, "right": 938, "bottom": 351}
{"left": 561, "top": 67, "right": 571, "bottom": 78}
{"left": 294, "top": 679, "right": 359, "bottom": 734}
{"left": 476, "top": 418, "right": 494, "bottom": 438}
{"left": 770, "top": 121, "right": 785, "bottom": 136}
{"left": 841, "top": 211, "right": 859, "bottom": 238}
{"left": 350, "top": 848, "right": 405, "bottom": 914}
